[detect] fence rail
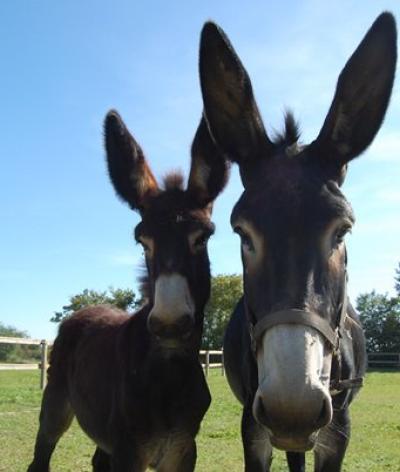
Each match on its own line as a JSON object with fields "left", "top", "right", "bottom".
{"left": 1, "top": 336, "right": 399, "bottom": 389}
{"left": 367, "top": 352, "right": 400, "bottom": 368}
{"left": 0, "top": 363, "right": 39, "bottom": 370}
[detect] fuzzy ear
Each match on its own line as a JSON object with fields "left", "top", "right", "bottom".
{"left": 199, "top": 22, "right": 273, "bottom": 171}
{"left": 104, "top": 110, "right": 159, "bottom": 211}
{"left": 187, "top": 116, "right": 230, "bottom": 208}
{"left": 310, "top": 12, "right": 397, "bottom": 181}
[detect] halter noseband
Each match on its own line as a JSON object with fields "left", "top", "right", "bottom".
{"left": 249, "top": 308, "right": 342, "bottom": 354}
{"left": 247, "top": 272, "right": 363, "bottom": 393}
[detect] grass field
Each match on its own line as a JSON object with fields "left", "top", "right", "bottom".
{"left": 0, "top": 369, "right": 399, "bottom": 471}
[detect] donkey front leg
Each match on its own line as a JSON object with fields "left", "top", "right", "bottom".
{"left": 92, "top": 447, "right": 111, "bottom": 472}
{"left": 157, "top": 435, "right": 197, "bottom": 472}
{"left": 110, "top": 439, "right": 147, "bottom": 472}
{"left": 242, "top": 404, "right": 273, "bottom": 472}
{"left": 27, "top": 381, "right": 74, "bottom": 472}
{"left": 314, "top": 409, "right": 351, "bottom": 472}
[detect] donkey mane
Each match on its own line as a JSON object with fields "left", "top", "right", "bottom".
{"left": 162, "top": 171, "right": 185, "bottom": 190}
{"left": 272, "top": 111, "right": 301, "bottom": 148}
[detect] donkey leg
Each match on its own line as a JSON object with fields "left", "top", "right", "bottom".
{"left": 314, "top": 409, "right": 350, "bottom": 472}
{"left": 27, "top": 382, "right": 74, "bottom": 472}
{"left": 242, "top": 405, "right": 272, "bottom": 472}
{"left": 110, "top": 440, "right": 147, "bottom": 472}
{"left": 157, "top": 435, "right": 196, "bottom": 472}
{"left": 286, "top": 452, "right": 306, "bottom": 472}
{"left": 92, "top": 447, "right": 111, "bottom": 472}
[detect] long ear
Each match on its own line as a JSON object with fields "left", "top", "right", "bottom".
{"left": 104, "top": 110, "right": 159, "bottom": 211}
{"left": 199, "top": 22, "right": 273, "bottom": 171}
{"left": 187, "top": 116, "right": 230, "bottom": 208}
{"left": 310, "top": 12, "right": 397, "bottom": 181}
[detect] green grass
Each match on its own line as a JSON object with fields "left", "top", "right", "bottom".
{"left": 0, "top": 370, "right": 399, "bottom": 471}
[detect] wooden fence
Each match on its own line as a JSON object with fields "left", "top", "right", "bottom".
{"left": 0, "top": 336, "right": 52, "bottom": 389}
{"left": 366, "top": 352, "right": 400, "bottom": 369}
{"left": 0, "top": 337, "right": 224, "bottom": 388}
{"left": 199, "top": 350, "right": 224, "bottom": 377}
{"left": 1, "top": 336, "right": 399, "bottom": 389}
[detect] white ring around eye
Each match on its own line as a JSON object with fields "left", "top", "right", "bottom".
{"left": 188, "top": 229, "right": 210, "bottom": 253}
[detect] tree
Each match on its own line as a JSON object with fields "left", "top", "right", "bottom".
{"left": 356, "top": 291, "right": 400, "bottom": 353}
{"left": 395, "top": 262, "right": 400, "bottom": 296}
{"left": 203, "top": 275, "right": 242, "bottom": 349}
{"left": 51, "top": 287, "right": 141, "bottom": 323}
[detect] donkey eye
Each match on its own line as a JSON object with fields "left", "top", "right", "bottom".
{"left": 137, "top": 236, "right": 153, "bottom": 257}
{"left": 140, "top": 242, "right": 150, "bottom": 252}
{"left": 194, "top": 233, "right": 210, "bottom": 248}
{"left": 334, "top": 225, "right": 351, "bottom": 246}
{"left": 189, "top": 229, "right": 212, "bottom": 253}
{"left": 234, "top": 227, "right": 255, "bottom": 253}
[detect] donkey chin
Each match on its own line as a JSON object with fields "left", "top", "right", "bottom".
{"left": 253, "top": 324, "right": 334, "bottom": 452}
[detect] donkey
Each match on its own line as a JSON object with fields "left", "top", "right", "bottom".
{"left": 27, "top": 111, "right": 228, "bottom": 472}
{"left": 199, "top": 12, "right": 396, "bottom": 472}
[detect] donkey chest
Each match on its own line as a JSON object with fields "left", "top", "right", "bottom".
{"left": 125, "top": 361, "right": 211, "bottom": 432}
{"left": 140, "top": 381, "right": 207, "bottom": 426}
{"left": 145, "top": 430, "right": 191, "bottom": 469}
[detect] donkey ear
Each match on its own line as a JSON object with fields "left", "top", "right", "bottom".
{"left": 199, "top": 22, "right": 273, "bottom": 170}
{"left": 104, "top": 110, "right": 159, "bottom": 211}
{"left": 310, "top": 13, "right": 397, "bottom": 181}
{"left": 187, "top": 116, "right": 230, "bottom": 208}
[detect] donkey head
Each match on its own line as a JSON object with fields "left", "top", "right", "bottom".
{"left": 200, "top": 13, "right": 396, "bottom": 450}
{"left": 105, "top": 112, "right": 228, "bottom": 350}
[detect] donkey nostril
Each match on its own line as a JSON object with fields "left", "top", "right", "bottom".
{"left": 177, "top": 314, "right": 194, "bottom": 335}
{"left": 147, "top": 316, "right": 163, "bottom": 336}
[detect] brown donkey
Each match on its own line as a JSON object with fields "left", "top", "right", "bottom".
{"left": 27, "top": 112, "right": 228, "bottom": 472}
{"left": 199, "top": 12, "right": 396, "bottom": 472}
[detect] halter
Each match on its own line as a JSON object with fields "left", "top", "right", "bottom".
{"left": 247, "top": 272, "right": 364, "bottom": 394}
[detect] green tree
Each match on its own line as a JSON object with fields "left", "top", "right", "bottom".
{"left": 203, "top": 275, "right": 242, "bottom": 349}
{"left": 51, "top": 287, "right": 141, "bottom": 323}
{"left": 356, "top": 290, "right": 400, "bottom": 353}
{"left": 395, "top": 262, "right": 400, "bottom": 296}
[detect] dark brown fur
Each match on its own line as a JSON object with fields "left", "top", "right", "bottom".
{"left": 27, "top": 113, "right": 228, "bottom": 472}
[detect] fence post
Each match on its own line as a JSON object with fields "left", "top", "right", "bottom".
{"left": 205, "top": 350, "right": 210, "bottom": 377}
{"left": 40, "top": 340, "right": 48, "bottom": 390}
{"left": 221, "top": 349, "right": 225, "bottom": 376}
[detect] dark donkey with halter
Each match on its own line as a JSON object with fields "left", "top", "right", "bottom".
{"left": 199, "top": 12, "right": 397, "bottom": 472}
{"left": 27, "top": 112, "right": 228, "bottom": 472}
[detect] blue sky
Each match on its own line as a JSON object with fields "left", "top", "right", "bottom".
{"left": 1, "top": 0, "right": 399, "bottom": 340}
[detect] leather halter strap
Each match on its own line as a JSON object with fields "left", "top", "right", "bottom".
{"left": 249, "top": 309, "right": 340, "bottom": 354}
{"left": 248, "top": 273, "right": 348, "bottom": 355}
